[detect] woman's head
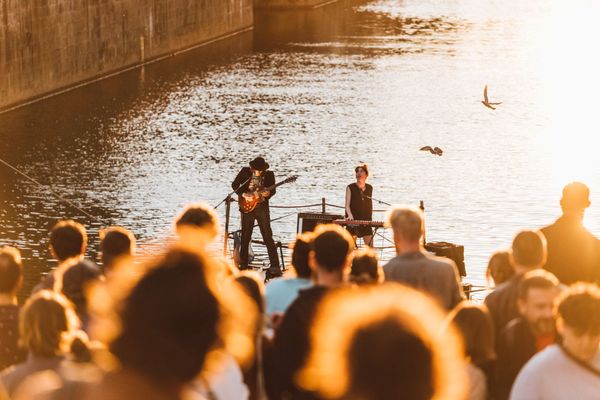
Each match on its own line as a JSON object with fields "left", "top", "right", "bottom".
{"left": 349, "top": 248, "right": 381, "bottom": 285}
{"left": 20, "top": 290, "right": 78, "bottom": 357}
{"left": 300, "top": 283, "right": 466, "bottom": 400}
{"left": 448, "top": 302, "right": 495, "bottom": 367}
{"left": 355, "top": 164, "right": 369, "bottom": 180}
{"left": 486, "top": 250, "right": 513, "bottom": 286}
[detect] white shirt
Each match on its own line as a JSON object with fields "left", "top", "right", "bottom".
{"left": 510, "top": 344, "right": 600, "bottom": 400}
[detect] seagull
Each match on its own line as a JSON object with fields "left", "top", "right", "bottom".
{"left": 481, "top": 84, "right": 502, "bottom": 110}
{"left": 420, "top": 146, "right": 443, "bottom": 156}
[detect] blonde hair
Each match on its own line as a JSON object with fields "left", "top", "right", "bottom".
{"left": 20, "top": 290, "right": 78, "bottom": 357}
{"left": 299, "top": 283, "right": 466, "bottom": 400}
{"left": 386, "top": 206, "right": 424, "bottom": 242}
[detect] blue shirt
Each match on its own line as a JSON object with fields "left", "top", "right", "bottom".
{"left": 265, "top": 277, "right": 313, "bottom": 316}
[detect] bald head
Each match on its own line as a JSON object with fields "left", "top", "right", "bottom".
{"left": 560, "top": 182, "right": 590, "bottom": 214}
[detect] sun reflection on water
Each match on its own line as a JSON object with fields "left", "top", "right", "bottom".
{"left": 538, "top": 1, "right": 600, "bottom": 187}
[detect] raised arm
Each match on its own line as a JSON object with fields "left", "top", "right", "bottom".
{"left": 232, "top": 168, "right": 247, "bottom": 195}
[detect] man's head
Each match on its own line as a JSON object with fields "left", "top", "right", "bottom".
{"left": 510, "top": 230, "right": 547, "bottom": 271}
{"left": 556, "top": 283, "right": 600, "bottom": 362}
{"left": 250, "top": 157, "right": 269, "bottom": 174}
{"left": 310, "top": 224, "right": 354, "bottom": 279}
{"left": 175, "top": 203, "right": 219, "bottom": 247}
{"left": 560, "top": 181, "right": 590, "bottom": 216}
{"left": 292, "top": 232, "right": 313, "bottom": 279}
{"left": 100, "top": 226, "right": 135, "bottom": 271}
{"left": 517, "top": 270, "right": 560, "bottom": 336}
{"left": 110, "top": 249, "right": 221, "bottom": 385}
{"left": 0, "top": 246, "right": 23, "bottom": 296}
{"left": 386, "top": 206, "right": 423, "bottom": 252}
{"left": 49, "top": 220, "right": 87, "bottom": 261}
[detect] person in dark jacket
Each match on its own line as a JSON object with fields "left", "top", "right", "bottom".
{"left": 0, "top": 247, "right": 26, "bottom": 371}
{"left": 485, "top": 230, "right": 547, "bottom": 335}
{"left": 266, "top": 224, "right": 354, "bottom": 400}
{"left": 232, "top": 157, "right": 281, "bottom": 278}
{"left": 541, "top": 182, "right": 600, "bottom": 285}
{"left": 494, "top": 270, "right": 560, "bottom": 400}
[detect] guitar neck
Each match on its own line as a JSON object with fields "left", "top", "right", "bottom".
{"left": 265, "top": 180, "right": 289, "bottom": 191}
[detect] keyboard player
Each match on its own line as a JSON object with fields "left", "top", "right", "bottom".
{"left": 344, "top": 163, "right": 374, "bottom": 246}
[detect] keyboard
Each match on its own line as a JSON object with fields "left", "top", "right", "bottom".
{"left": 332, "top": 219, "right": 384, "bottom": 228}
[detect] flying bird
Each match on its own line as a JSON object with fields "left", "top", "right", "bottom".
{"left": 420, "top": 146, "right": 443, "bottom": 156}
{"left": 481, "top": 84, "right": 502, "bottom": 110}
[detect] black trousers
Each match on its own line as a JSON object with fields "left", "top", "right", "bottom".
{"left": 239, "top": 203, "right": 280, "bottom": 271}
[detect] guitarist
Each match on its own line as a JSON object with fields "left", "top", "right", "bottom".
{"left": 232, "top": 156, "right": 282, "bottom": 278}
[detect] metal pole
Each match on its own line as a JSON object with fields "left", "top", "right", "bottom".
{"left": 322, "top": 197, "right": 326, "bottom": 214}
{"left": 224, "top": 195, "right": 231, "bottom": 256}
{"left": 420, "top": 200, "right": 426, "bottom": 245}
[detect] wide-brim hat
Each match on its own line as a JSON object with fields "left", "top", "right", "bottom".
{"left": 250, "top": 157, "right": 269, "bottom": 171}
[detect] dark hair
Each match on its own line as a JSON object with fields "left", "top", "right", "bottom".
{"left": 300, "top": 284, "right": 466, "bottom": 400}
{"left": 235, "top": 273, "right": 265, "bottom": 316}
{"left": 486, "top": 251, "right": 513, "bottom": 286}
{"left": 449, "top": 303, "right": 495, "bottom": 368}
{"left": 311, "top": 225, "right": 354, "bottom": 273}
{"left": 557, "top": 283, "right": 600, "bottom": 335}
{"left": 291, "top": 233, "right": 313, "bottom": 279}
{"left": 511, "top": 230, "right": 546, "bottom": 268}
{"left": 355, "top": 163, "right": 369, "bottom": 177}
{"left": 517, "top": 270, "right": 559, "bottom": 301}
{"left": 0, "top": 246, "right": 22, "bottom": 293}
{"left": 50, "top": 220, "right": 87, "bottom": 261}
{"left": 348, "top": 317, "right": 433, "bottom": 400}
{"left": 59, "top": 259, "right": 102, "bottom": 325}
{"left": 110, "top": 249, "right": 220, "bottom": 385}
{"left": 175, "top": 204, "right": 217, "bottom": 230}
{"left": 100, "top": 227, "right": 135, "bottom": 270}
{"left": 350, "top": 248, "right": 380, "bottom": 285}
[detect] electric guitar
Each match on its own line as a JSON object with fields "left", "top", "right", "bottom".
{"left": 239, "top": 175, "right": 298, "bottom": 213}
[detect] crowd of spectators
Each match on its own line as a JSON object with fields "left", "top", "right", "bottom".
{"left": 0, "top": 182, "right": 599, "bottom": 399}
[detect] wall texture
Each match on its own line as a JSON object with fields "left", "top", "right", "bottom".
{"left": 254, "top": 0, "right": 336, "bottom": 9}
{"left": 0, "top": 0, "right": 253, "bottom": 111}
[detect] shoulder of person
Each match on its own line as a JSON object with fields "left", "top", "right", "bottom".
{"left": 423, "top": 252, "right": 456, "bottom": 268}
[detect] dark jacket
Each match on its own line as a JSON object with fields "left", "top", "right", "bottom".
{"left": 231, "top": 167, "right": 276, "bottom": 198}
{"left": 266, "top": 286, "right": 330, "bottom": 400}
{"left": 494, "top": 317, "right": 539, "bottom": 400}
{"left": 484, "top": 273, "right": 524, "bottom": 336}
{"left": 541, "top": 215, "right": 600, "bottom": 285}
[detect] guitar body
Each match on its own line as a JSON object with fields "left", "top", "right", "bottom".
{"left": 238, "top": 175, "right": 298, "bottom": 214}
{"left": 239, "top": 194, "right": 261, "bottom": 213}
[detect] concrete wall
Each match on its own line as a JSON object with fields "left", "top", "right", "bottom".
{"left": 0, "top": 0, "right": 253, "bottom": 111}
{"left": 254, "top": 0, "right": 337, "bottom": 9}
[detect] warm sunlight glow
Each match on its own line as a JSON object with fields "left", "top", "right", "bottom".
{"left": 538, "top": 1, "right": 600, "bottom": 185}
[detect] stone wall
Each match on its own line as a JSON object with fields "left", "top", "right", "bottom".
{"left": 0, "top": 0, "right": 253, "bottom": 111}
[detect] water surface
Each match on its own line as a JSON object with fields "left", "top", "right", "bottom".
{"left": 1, "top": 0, "right": 599, "bottom": 296}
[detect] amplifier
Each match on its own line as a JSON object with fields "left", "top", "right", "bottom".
{"left": 424, "top": 241, "right": 467, "bottom": 277}
{"left": 297, "top": 212, "right": 345, "bottom": 233}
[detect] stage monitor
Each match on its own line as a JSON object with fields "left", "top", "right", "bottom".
{"left": 297, "top": 212, "right": 345, "bottom": 234}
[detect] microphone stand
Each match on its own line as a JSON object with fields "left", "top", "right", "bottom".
{"left": 361, "top": 194, "right": 392, "bottom": 207}
{"left": 218, "top": 176, "right": 250, "bottom": 257}
{"left": 214, "top": 177, "right": 250, "bottom": 209}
